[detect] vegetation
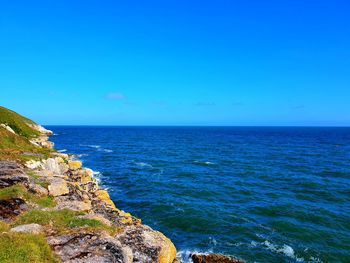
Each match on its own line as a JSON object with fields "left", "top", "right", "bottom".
{"left": 26, "top": 170, "right": 49, "bottom": 188}
{"left": 0, "top": 232, "right": 60, "bottom": 263}
{"left": 0, "top": 106, "right": 51, "bottom": 162}
{"left": 0, "top": 185, "right": 55, "bottom": 208}
{"left": 0, "top": 106, "right": 40, "bottom": 138}
{"left": 15, "top": 209, "right": 117, "bottom": 235}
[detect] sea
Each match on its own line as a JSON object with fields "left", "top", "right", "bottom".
{"left": 48, "top": 126, "right": 350, "bottom": 263}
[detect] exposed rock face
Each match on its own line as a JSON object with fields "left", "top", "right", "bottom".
{"left": 68, "top": 160, "right": 82, "bottom": 170}
{"left": 0, "top": 160, "right": 29, "bottom": 188}
{"left": 45, "top": 158, "right": 62, "bottom": 174}
{"left": 56, "top": 200, "right": 92, "bottom": 212}
{"left": 191, "top": 253, "right": 245, "bottom": 263}
{"left": 0, "top": 198, "right": 28, "bottom": 220}
{"left": 0, "top": 123, "right": 16, "bottom": 134}
{"left": 11, "top": 223, "right": 44, "bottom": 234}
{"left": 47, "top": 232, "right": 134, "bottom": 263}
{"left": 48, "top": 177, "right": 70, "bottom": 197}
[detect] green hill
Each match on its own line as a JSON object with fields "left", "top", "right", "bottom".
{"left": 0, "top": 106, "right": 50, "bottom": 162}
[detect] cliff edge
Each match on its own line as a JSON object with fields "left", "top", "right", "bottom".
{"left": 0, "top": 106, "right": 177, "bottom": 263}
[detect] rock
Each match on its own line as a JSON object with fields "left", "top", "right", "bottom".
{"left": 59, "top": 163, "right": 69, "bottom": 174}
{"left": 0, "top": 123, "right": 16, "bottom": 134}
{"left": 191, "top": 253, "right": 245, "bottom": 263}
{"left": 27, "top": 123, "right": 53, "bottom": 135}
{"left": 0, "top": 161, "right": 29, "bottom": 188}
{"left": 95, "top": 190, "right": 116, "bottom": 209}
{"left": 28, "top": 182, "right": 48, "bottom": 196}
{"left": 77, "top": 214, "right": 112, "bottom": 226}
{"left": 0, "top": 198, "right": 28, "bottom": 220}
{"left": 25, "top": 160, "right": 43, "bottom": 169}
{"left": 38, "top": 169, "right": 54, "bottom": 177}
{"left": 56, "top": 200, "right": 92, "bottom": 212}
{"left": 10, "top": 223, "right": 43, "bottom": 234}
{"left": 68, "top": 160, "right": 82, "bottom": 170}
{"left": 47, "top": 232, "right": 133, "bottom": 263}
{"left": 116, "top": 225, "right": 177, "bottom": 263}
{"left": 48, "top": 178, "right": 69, "bottom": 196}
{"left": 45, "top": 158, "right": 61, "bottom": 174}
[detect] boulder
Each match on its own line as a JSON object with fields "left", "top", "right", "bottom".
{"left": 45, "top": 158, "right": 61, "bottom": 174}
{"left": 68, "top": 160, "right": 82, "bottom": 170}
{"left": 191, "top": 253, "right": 245, "bottom": 263}
{"left": 28, "top": 182, "right": 48, "bottom": 196}
{"left": 48, "top": 178, "right": 69, "bottom": 197}
{"left": 47, "top": 231, "right": 133, "bottom": 263}
{"left": 0, "top": 161, "right": 29, "bottom": 188}
{"left": 116, "top": 225, "right": 177, "bottom": 263}
{"left": 25, "top": 160, "right": 43, "bottom": 169}
{"left": 10, "top": 223, "right": 43, "bottom": 234}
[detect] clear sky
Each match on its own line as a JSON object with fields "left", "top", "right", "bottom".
{"left": 0, "top": 0, "right": 349, "bottom": 126}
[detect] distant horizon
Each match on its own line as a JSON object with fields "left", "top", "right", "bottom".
{"left": 1, "top": 1, "right": 350, "bottom": 126}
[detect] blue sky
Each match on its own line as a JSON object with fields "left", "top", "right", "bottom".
{"left": 0, "top": 0, "right": 349, "bottom": 126}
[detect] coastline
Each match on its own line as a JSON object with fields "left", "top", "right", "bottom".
{"left": 0, "top": 106, "right": 245, "bottom": 263}
{"left": 25, "top": 125, "right": 178, "bottom": 262}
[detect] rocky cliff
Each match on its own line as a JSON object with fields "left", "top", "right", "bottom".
{"left": 0, "top": 106, "right": 177, "bottom": 263}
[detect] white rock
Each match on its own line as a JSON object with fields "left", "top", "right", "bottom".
{"left": 10, "top": 223, "right": 43, "bottom": 234}
{"left": 0, "top": 123, "right": 16, "bottom": 134}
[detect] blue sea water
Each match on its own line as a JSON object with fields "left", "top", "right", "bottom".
{"left": 48, "top": 126, "right": 350, "bottom": 262}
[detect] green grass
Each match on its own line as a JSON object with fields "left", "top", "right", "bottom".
{"left": 0, "top": 106, "right": 40, "bottom": 138}
{"left": 0, "top": 232, "right": 59, "bottom": 263}
{"left": 26, "top": 170, "right": 49, "bottom": 189}
{"left": 15, "top": 209, "right": 117, "bottom": 235}
{"left": 0, "top": 185, "right": 55, "bottom": 208}
{"left": 0, "top": 106, "right": 52, "bottom": 162}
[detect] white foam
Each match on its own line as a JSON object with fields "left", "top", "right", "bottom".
{"left": 135, "top": 162, "right": 153, "bottom": 168}
{"left": 193, "top": 160, "right": 215, "bottom": 165}
{"left": 58, "top": 149, "right": 67, "bottom": 153}
{"left": 262, "top": 240, "right": 304, "bottom": 262}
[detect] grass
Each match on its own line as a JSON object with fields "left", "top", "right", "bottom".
{"left": 26, "top": 170, "right": 50, "bottom": 189}
{"left": 0, "top": 185, "right": 55, "bottom": 208}
{"left": 0, "top": 232, "right": 60, "bottom": 263}
{"left": 0, "top": 106, "right": 51, "bottom": 162}
{"left": 15, "top": 209, "right": 118, "bottom": 235}
{"left": 0, "top": 106, "right": 40, "bottom": 138}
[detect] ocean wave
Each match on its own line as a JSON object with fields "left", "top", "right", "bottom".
{"left": 193, "top": 160, "right": 215, "bottom": 166}
{"left": 135, "top": 162, "right": 153, "bottom": 168}
{"left": 251, "top": 240, "right": 308, "bottom": 262}
{"left": 99, "top": 148, "right": 113, "bottom": 153}
{"left": 57, "top": 149, "right": 67, "bottom": 153}
{"left": 80, "top": 144, "right": 101, "bottom": 149}
{"left": 75, "top": 153, "right": 89, "bottom": 158}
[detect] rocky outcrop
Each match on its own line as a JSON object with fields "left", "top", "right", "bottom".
{"left": 0, "top": 118, "right": 179, "bottom": 263}
{"left": 191, "top": 253, "right": 245, "bottom": 263}
{"left": 0, "top": 160, "right": 29, "bottom": 188}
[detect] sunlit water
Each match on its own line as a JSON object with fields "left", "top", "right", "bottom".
{"left": 49, "top": 126, "right": 350, "bottom": 262}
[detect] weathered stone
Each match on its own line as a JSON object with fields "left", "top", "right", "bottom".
{"left": 59, "top": 163, "right": 69, "bottom": 174}
{"left": 0, "top": 198, "right": 28, "bottom": 220}
{"left": 38, "top": 169, "right": 54, "bottom": 177}
{"left": 25, "top": 160, "right": 43, "bottom": 169}
{"left": 48, "top": 178, "right": 69, "bottom": 197}
{"left": 47, "top": 232, "right": 133, "bottom": 263}
{"left": 28, "top": 182, "right": 48, "bottom": 196}
{"left": 116, "top": 225, "right": 176, "bottom": 263}
{"left": 56, "top": 200, "right": 92, "bottom": 212}
{"left": 95, "top": 190, "right": 116, "bottom": 209}
{"left": 0, "top": 123, "right": 16, "bottom": 134}
{"left": 45, "top": 158, "right": 61, "bottom": 174}
{"left": 191, "top": 253, "right": 245, "bottom": 263}
{"left": 10, "top": 223, "right": 43, "bottom": 234}
{"left": 68, "top": 160, "right": 82, "bottom": 170}
{"left": 0, "top": 161, "right": 29, "bottom": 188}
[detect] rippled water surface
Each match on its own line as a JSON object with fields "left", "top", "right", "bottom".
{"left": 49, "top": 126, "right": 350, "bottom": 262}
